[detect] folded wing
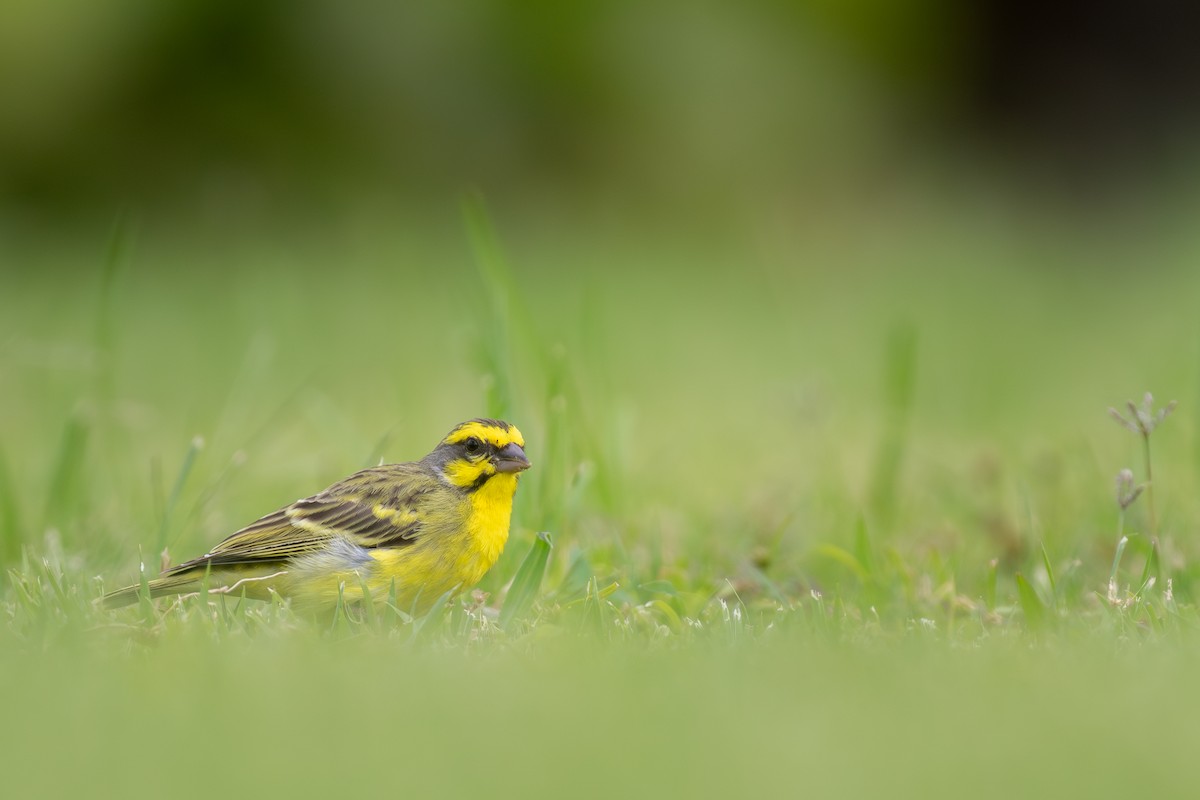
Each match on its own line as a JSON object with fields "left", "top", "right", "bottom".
{"left": 164, "top": 464, "right": 433, "bottom": 577}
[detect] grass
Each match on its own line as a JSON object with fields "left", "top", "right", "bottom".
{"left": 4, "top": 200, "right": 1200, "bottom": 796}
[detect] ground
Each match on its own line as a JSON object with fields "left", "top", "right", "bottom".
{"left": 3, "top": 196, "right": 1199, "bottom": 797}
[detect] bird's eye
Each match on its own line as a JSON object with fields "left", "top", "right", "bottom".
{"left": 464, "top": 437, "right": 483, "bottom": 455}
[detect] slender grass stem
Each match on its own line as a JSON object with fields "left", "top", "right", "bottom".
{"left": 1142, "top": 434, "right": 1157, "bottom": 540}
{"left": 156, "top": 436, "right": 204, "bottom": 555}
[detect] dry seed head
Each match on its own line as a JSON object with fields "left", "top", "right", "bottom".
{"left": 1130, "top": 399, "right": 1148, "bottom": 431}
{"left": 1115, "top": 468, "right": 1144, "bottom": 510}
{"left": 1108, "top": 407, "right": 1140, "bottom": 433}
{"left": 1109, "top": 394, "right": 1177, "bottom": 436}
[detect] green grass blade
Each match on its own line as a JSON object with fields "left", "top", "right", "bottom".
{"left": 1138, "top": 538, "right": 1159, "bottom": 593}
{"left": 853, "top": 516, "right": 875, "bottom": 582}
{"left": 329, "top": 581, "right": 348, "bottom": 636}
{"left": 815, "top": 544, "right": 869, "bottom": 583}
{"left": 531, "top": 346, "right": 570, "bottom": 533}
{"left": 1040, "top": 541, "right": 1057, "bottom": 597}
{"left": 985, "top": 559, "right": 998, "bottom": 612}
{"left": 499, "top": 531, "right": 553, "bottom": 628}
{"left": 0, "top": 444, "right": 22, "bottom": 566}
{"left": 157, "top": 436, "right": 205, "bottom": 553}
{"left": 93, "top": 213, "right": 134, "bottom": 411}
{"left": 1109, "top": 536, "right": 1128, "bottom": 587}
{"left": 409, "top": 587, "right": 458, "bottom": 643}
{"left": 638, "top": 580, "right": 678, "bottom": 597}
{"left": 1015, "top": 573, "right": 1046, "bottom": 630}
{"left": 136, "top": 547, "right": 155, "bottom": 619}
{"left": 357, "top": 573, "right": 377, "bottom": 629}
{"left": 579, "top": 575, "right": 607, "bottom": 634}
{"left": 462, "top": 193, "right": 518, "bottom": 420}
{"left": 43, "top": 410, "right": 90, "bottom": 536}
{"left": 556, "top": 550, "right": 593, "bottom": 600}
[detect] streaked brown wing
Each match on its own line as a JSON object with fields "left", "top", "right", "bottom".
{"left": 163, "top": 509, "right": 333, "bottom": 575}
{"left": 163, "top": 464, "right": 433, "bottom": 576}
{"left": 285, "top": 495, "right": 425, "bottom": 549}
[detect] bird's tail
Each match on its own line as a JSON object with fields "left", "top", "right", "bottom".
{"left": 101, "top": 575, "right": 199, "bottom": 609}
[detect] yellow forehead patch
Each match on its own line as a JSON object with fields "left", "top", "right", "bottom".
{"left": 443, "top": 419, "right": 525, "bottom": 449}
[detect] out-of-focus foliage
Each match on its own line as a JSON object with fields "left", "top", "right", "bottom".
{"left": 5, "top": 0, "right": 1197, "bottom": 231}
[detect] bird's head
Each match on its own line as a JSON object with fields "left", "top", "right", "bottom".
{"left": 427, "top": 418, "right": 530, "bottom": 490}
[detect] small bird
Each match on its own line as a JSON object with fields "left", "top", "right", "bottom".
{"left": 103, "top": 418, "right": 530, "bottom": 611}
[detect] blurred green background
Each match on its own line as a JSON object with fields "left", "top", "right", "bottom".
{"left": 4, "top": 0, "right": 1200, "bottom": 576}
{"left": 6, "top": 0, "right": 1200, "bottom": 230}
{"left": 4, "top": 3, "right": 1200, "bottom": 797}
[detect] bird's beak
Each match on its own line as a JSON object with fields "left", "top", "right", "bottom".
{"left": 493, "top": 442, "right": 531, "bottom": 473}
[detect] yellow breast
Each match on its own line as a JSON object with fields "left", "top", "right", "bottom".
{"left": 354, "top": 472, "right": 520, "bottom": 609}
{"left": 457, "top": 472, "right": 519, "bottom": 583}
